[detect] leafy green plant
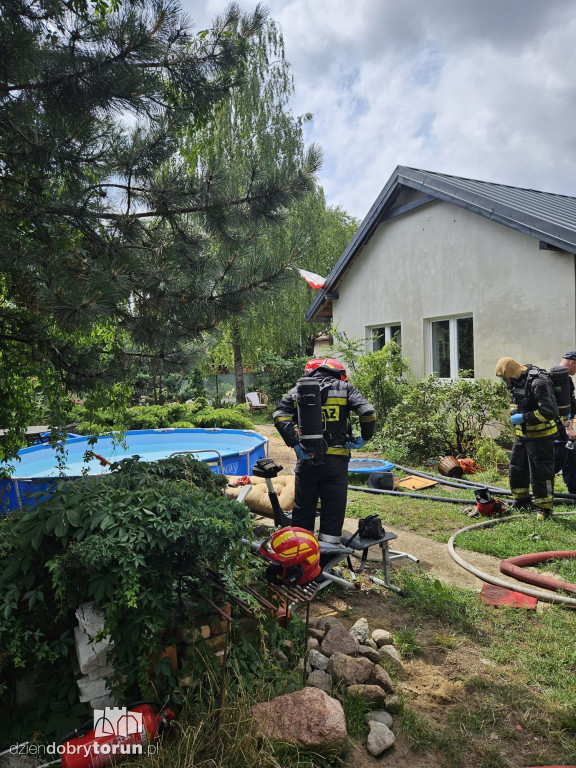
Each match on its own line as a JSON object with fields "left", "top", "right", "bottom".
{"left": 0, "top": 456, "right": 251, "bottom": 742}
{"left": 473, "top": 437, "right": 510, "bottom": 471}
{"left": 348, "top": 341, "right": 409, "bottom": 427}
{"left": 253, "top": 354, "right": 309, "bottom": 406}
{"left": 73, "top": 398, "right": 253, "bottom": 434}
{"left": 375, "top": 374, "right": 509, "bottom": 463}
{"left": 192, "top": 408, "right": 253, "bottom": 430}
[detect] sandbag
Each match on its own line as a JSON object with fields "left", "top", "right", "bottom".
{"left": 225, "top": 475, "right": 295, "bottom": 517}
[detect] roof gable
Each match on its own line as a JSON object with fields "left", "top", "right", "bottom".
{"left": 306, "top": 165, "right": 576, "bottom": 322}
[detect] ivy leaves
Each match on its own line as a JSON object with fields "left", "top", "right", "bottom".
{"left": 0, "top": 455, "right": 252, "bottom": 740}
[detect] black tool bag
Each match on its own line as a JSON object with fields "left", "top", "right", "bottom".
{"left": 356, "top": 514, "right": 385, "bottom": 539}
{"left": 341, "top": 514, "right": 386, "bottom": 574}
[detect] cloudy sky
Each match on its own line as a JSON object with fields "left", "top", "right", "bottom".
{"left": 183, "top": 0, "right": 576, "bottom": 221}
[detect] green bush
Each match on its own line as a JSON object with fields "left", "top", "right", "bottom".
{"left": 74, "top": 399, "right": 222, "bottom": 435}
{"left": 193, "top": 408, "right": 253, "bottom": 430}
{"left": 375, "top": 374, "right": 509, "bottom": 464}
{"left": 348, "top": 341, "right": 408, "bottom": 427}
{"left": 473, "top": 437, "right": 510, "bottom": 471}
{"left": 0, "top": 456, "right": 248, "bottom": 742}
{"left": 253, "top": 354, "right": 309, "bottom": 405}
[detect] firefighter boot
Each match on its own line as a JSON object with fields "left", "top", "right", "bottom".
{"left": 536, "top": 508, "right": 552, "bottom": 521}
{"left": 512, "top": 498, "right": 533, "bottom": 512}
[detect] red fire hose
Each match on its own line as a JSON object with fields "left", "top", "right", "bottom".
{"left": 500, "top": 551, "right": 576, "bottom": 593}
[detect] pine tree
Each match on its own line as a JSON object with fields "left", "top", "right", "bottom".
{"left": 0, "top": 0, "right": 320, "bottom": 456}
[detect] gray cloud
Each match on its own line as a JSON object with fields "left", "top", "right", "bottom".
{"left": 182, "top": 0, "right": 576, "bottom": 218}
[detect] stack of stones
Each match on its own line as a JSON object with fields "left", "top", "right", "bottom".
{"left": 303, "top": 615, "right": 401, "bottom": 757}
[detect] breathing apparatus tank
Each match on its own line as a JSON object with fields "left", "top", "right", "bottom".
{"left": 296, "top": 376, "right": 325, "bottom": 464}
{"left": 549, "top": 366, "right": 572, "bottom": 418}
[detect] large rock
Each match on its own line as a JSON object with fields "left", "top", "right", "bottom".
{"left": 385, "top": 694, "right": 401, "bottom": 713}
{"left": 317, "top": 616, "right": 345, "bottom": 633}
{"left": 327, "top": 652, "right": 374, "bottom": 686}
{"left": 372, "top": 629, "right": 393, "bottom": 647}
{"left": 308, "top": 649, "right": 330, "bottom": 671}
{"left": 309, "top": 627, "right": 326, "bottom": 642}
{"left": 364, "top": 710, "right": 393, "bottom": 728}
{"left": 321, "top": 624, "right": 360, "bottom": 657}
{"left": 367, "top": 721, "right": 395, "bottom": 756}
{"left": 307, "top": 669, "right": 332, "bottom": 694}
{"left": 378, "top": 645, "right": 402, "bottom": 669}
{"left": 369, "top": 664, "right": 395, "bottom": 693}
{"left": 358, "top": 644, "right": 380, "bottom": 663}
{"left": 347, "top": 684, "right": 387, "bottom": 705}
{"left": 250, "top": 687, "right": 348, "bottom": 753}
{"left": 348, "top": 617, "right": 370, "bottom": 644}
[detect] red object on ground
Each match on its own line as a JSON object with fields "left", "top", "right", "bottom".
{"left": 500, "top": 551, "right": 576, "bottom": 593}
{"left": 62, "top": 704, "right": 175, "bottom": 768}
{"left": 480, "top": 584, "right": 538, "bottom": 609}
{"left": 457, "top": 458, "right": 484, "bottom": 474}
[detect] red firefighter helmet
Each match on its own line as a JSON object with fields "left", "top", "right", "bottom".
{"left": 259, "top": 526, "right": 321, "bottom": 585}
{"left": 305, "top": 357, "right": 347, "bottom": 381}
{"left": 304, "top": 358, "right": 324, "bottom": 374}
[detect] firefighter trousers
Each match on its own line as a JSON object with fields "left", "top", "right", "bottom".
{"left": 553, "top": 427, "right": 576, "bottom": 494}
{"left": 291, "top": 454, "right": 349, "bottom": 542}
{"left": 509, "top": 435, "right": 556, "bottom": 511}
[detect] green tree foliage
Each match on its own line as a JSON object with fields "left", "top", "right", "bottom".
{"left": 189, "top": 9, "right": 327, "bottom": 402}
{"left": 348, "top": 342, "right": 408, "bottom": 427}
{"left": 375, "top": 374, "right": 509, "bottom": 464}
{"left": 0, "top": 456, "right": 250, "bottom": 740}
{"left": 239, "top": 190, "right": 359, "bottom": 364}
{"left": 252, "top": 353, "right": 309, "bottom": 405}
{"left": 0, "top": 0, "right": 320, "bottom": 459}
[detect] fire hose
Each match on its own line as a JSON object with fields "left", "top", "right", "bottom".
{"left": 379, "top": 464, "right": 576, "bottom": 504}
{"left": 447, "top": 512, "right": 576, "bottom": 606}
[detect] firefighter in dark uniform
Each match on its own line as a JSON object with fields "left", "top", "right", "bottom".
{"left": 273, "top": 358, "right": 376, "bottom": 544}
{"left": 553, "top": 351, "right": 576, "bottom": 494}
{"left": 495, "top": 356, "right": 558, "bottom": 519}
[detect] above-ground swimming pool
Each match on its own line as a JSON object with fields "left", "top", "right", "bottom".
{"left": 348, "top": 458, "right": 394, "bottom": 474}
{"left": 0, "top": 428, "right": 268, "bottom": 513}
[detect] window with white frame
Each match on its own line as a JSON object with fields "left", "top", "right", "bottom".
{"left": 372, "top": 324, "right": 401, "bottom": 351}
{"left": 429, "top": 316, "right": 474, "bottom": 377}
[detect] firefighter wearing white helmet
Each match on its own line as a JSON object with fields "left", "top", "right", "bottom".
{"left": 273, "top": 358, "right": 376, "bottom": 546}
{"left": 495, "top": 356, "right": 558, "bottom": 520}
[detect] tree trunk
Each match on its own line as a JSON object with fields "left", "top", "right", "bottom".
{"left": 231, "top": 320, "right": 245, "bottom": 404}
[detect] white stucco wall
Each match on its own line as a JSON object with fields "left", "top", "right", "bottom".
{"left": 332, "top": 200, "right": 576, "bottom": 379}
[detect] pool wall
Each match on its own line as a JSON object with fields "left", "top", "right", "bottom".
{"left": 0, "top": 428, "right": 268, "bottom": 514}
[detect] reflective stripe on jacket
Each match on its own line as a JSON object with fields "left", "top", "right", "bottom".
{"left": 509, "top": 367, "right": 559, "bottom": 439}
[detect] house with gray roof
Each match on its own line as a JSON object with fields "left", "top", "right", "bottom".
{"left": 306, "top": 166, "right": 576, "bottom": 379}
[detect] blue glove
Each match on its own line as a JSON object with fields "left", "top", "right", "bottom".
{"left": 294, "top": 444, "right": 311, "bottom": 461}
{"left": 510, "top": 413, "right": 524, "bottom": 425}
{"left": 345, "top": 436, "right": 367, "bottom": 449}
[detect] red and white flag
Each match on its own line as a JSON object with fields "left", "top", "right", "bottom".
{"left": 297, "top": 268, "right": 326, "bottom": 289}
